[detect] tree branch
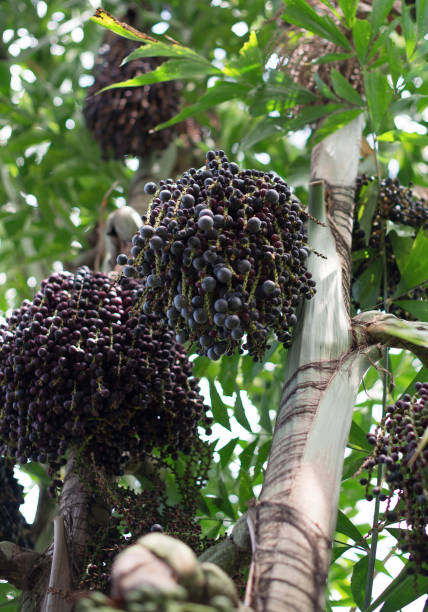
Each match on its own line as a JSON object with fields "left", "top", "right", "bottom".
{"left": 353, "top": 311, "right": 428, "bottom": 367}
{"left": 198, "top": 515, "right": 251, "bottom": 575}
{"left": 0, "top": 541, "right": 46, "bottom": 590}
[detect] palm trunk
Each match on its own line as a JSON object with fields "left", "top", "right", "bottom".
{"left": 250, "top": 117, "right": 377, "bottom": 611}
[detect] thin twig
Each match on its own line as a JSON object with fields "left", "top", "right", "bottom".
{"left": 363, "top": 210, "right": 390, "bottom": 610}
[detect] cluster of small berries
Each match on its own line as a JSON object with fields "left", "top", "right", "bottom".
{"left": 83, "top": 11, "right": 180, "bottom": 160}
{"left": 0, "top": 268, "right": 210, "bottom": 477}
{"left": 360, "top": 383, "right": 428, "bottom": 575}
{"left": 118, "top": 151, "right": 316, "bottom": 360}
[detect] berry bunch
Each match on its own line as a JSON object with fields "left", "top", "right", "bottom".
{"left": 83, "top": 11, "right": 181, "bottom": 160}
{"left": 360, "top": 383, "right": 428, "bottom": 575}
{"left": 119, "top": 151, "right": 316, "bottom": 360}
{"left": 0, "top": 268, "right": 209, "bottom": 475}
{"left": 352, "top": 176, "right": 428, "bottom": 316}
{"left": 0, "top": 457, "right": 32, "bottom": 547}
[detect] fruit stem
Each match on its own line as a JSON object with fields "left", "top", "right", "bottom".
{"left": 363, "top": 214, "right": 390, "bottom": 610}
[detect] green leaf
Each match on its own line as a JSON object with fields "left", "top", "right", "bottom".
{"left": 287, "top": 103, "right": 345, "bottom": 133}
{"left": 205, "top": 520, "right": 223, "bottom": 539}
{"left": 348, "top": 419, "right": 372, "bottom": 451}
{"left": 281, "top": 0, "right": 352, "bottom": 49}
{"left": 335, "top": 510, "right": 369, "bottom": 548}
{"left": 123, "top": 41, "right": 209, "bottom": 64}
{"left": 416, "top": 0, "right": 428, "bottom": 38}
{"left": 216, "top": 476, "right": 236, "bottom": 520}
{"left": 239, "top": 438, "right": 258, "bottom": 470}
{"left": 314, "top": 108, "right": 364, "bottom": 143}
{"left": 404, "top": 367, "right": 428, "bottom": 396}
{"left": 385, "top": 527, "right": 406, "bottom": 541}
{"left": 240, "top": 117, "right": 285, "bottom": 150}
{"left": 395, "top": 228, "right": 428, "bottom": 294}
{"left": 254, "top": 438, "right": 272, "bottom": 476}
{"left": 376, "top": 130, "right": 396, "bottom": 142}
{"left": 209, "top": 380, "right": 231, "bottom": 431}
{"left": 337, "top": 0, "right": 359, "bottom": 26}
{"left": 331, "top": 544, "right": 353, "bottom": 563}
{"left": 234, "top": 389, "right": 253, "bottom": 433}
{"left": 352, "top": 248, "right": 373, "bottom": 263}
{"left": 0, "top": 582, "right": 20, "bottom": 608}
{"left": 392, "top": 300, "right": 428, "bottom": 322}
{"left": 239, "top": 30, "right": 260, "bottom": 64}
{"left": 258, "top": 389, "right": 273, "bottom": 434}
{"left": 351, "top": 555, "right": 369, "bottom": 609}
{"left": 389, "top": 231, "right": 413, "bottom": 275}
{"left": 218, "top": 352, "right": 240, "bottom": 396}
{"left": 238, "top": 470, "right": 254, "bottom": 508}
{"left": 0, "top": 598, "right": 20, "bottom": 611}
{"left": 197, "top": 493, "right": 211, "bottom": 515}
{"left": 353, "top": 19, "right": 371, "bottom": 63}
{"left": 192, "top": 356, "right": 219, "bottom": 379}
{"left": 218, "top": 438, "right": 239, "bottom": 469}
{"left": 342, "top": 453, "right": 366, "bottom": 480}
{"left": 398, "top": 131, "right": 428, "bottom": 147}
{"left": 19, "top": 462, "right": 50, "bottom": 485}
{"left": 387, "top": 38, "right": 404, "bottom": 87}
{"left": 364, "top": 69, "right": 394, "bottom": 133}
{"left": 366, "top": 564, "right": 428, "bottom": 611}
{"left": 91, "top": 8, "right": 154, "bottom": 43}
{"left": 223, "top": 30, "right": 262, "bottom": 83}
{"left": 352, "top": 256, "right": 383, "bottom": 310}
{"left": 330, "top": 69, "right": 365, "bottom": 106}
{"left": 370, "top": 0, "right": 395, "bottom": 36}
{"left": 164, "top": 471, "right": 181, "bottom": 505}
{"left": 248, "top": 78, "right": 318, "bottom": 115}
{"left": 313, "top": 73, "right": 338, "bottom": 101}
{"left": 402, "top": 0, "right": 417, "bottom": 59}
{"left": 358, "top": 180, "right": 380, "bottom": 244}
{"left": 386, "top": 221, "right": 416, "bottom": 238}
{"left": 99, "top": 60, "right": 221, "bottom": 92}
{"left": 0, "top": 63, "right": 10, "bottom": 97}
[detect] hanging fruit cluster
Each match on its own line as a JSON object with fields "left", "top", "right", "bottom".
{"left": 360, "top": 382, "right": 428, "bottom": 576}
{"left": 0, "top": 267, "right": 210, "bottom": 477}
{"left": 0, "top": 457, "right": 32, "bottom": 547}
{"left": 119, "top": 151, "right": 316, "bottom": 361}
{"left": 352, "top": 175, "right": 428, "bottom": 316}
{"left": 83, "top": 9, "right": 181, "bottom": 160}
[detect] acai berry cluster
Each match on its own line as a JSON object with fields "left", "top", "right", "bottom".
{"left": 0, "top": 268, "right": 209, "bottom": 476}
{"left": 119, "top": 151, "right": 316, "bottom": 360}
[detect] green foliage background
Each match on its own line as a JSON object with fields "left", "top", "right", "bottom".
{"left": 0, "top": 0, "right": 427, "bottom": 610}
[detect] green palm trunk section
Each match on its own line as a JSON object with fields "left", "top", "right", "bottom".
{"left": 250, "top": 118, "right": 378, "bottom": 612}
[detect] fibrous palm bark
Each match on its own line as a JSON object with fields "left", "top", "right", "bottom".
{"left": 250, "top": 116, "right": 377, "bottom": 611}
